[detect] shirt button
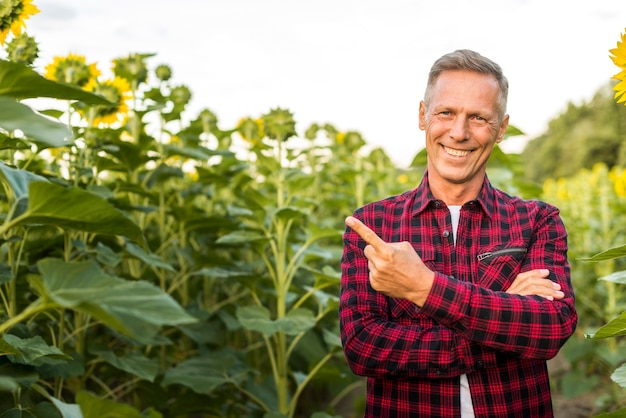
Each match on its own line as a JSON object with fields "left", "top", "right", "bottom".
{"left": 442, "top": 230, "right": 450, "bottom": 238}
{"left": 476, "top": 361, "right": 484, "bottom": 369}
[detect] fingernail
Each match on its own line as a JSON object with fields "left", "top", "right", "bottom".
{"left": 552, "top": 282, "right": 561, "bottom": 290}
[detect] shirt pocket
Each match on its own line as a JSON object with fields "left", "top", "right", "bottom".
{"left": 476, "top": 242, "right": 527, "bottom": 291}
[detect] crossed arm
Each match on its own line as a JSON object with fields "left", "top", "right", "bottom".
{"left": 345, "top": 216, "right": 565, "bottom": 305}
{"left": 340, "top": 215, "right": 577, "bottom": 378}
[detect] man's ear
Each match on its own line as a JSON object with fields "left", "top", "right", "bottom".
{"left": 419, "top": 101, "right": 426, "bottom": 131}
{"left": 496, "top": 114, "right": 510, "bottom": 144}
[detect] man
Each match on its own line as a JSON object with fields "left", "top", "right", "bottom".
{"left": 339, "top": 49, "right": 577, "bottom": 417}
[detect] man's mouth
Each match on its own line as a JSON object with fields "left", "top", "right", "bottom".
{"left": 442, "top": 145, "right": 471, "bottom": 157}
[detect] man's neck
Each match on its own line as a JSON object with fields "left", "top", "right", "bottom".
{"left": 428, "top": 175, "right": 484, "bottom": 206}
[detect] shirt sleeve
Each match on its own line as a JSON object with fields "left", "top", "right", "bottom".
{"left": 419, "top": 203, "right": 577, "bottom": 360}
{"left": 339, "top": 229, "right": 500, "bottom": 379}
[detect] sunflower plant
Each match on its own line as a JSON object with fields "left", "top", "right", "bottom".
{"left": 575, "top": 28, "right": 626, "bottom": 417}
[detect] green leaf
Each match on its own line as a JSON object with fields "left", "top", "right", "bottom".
{"left": 1, "top": 181, "right": 144, "bottom": 244}
{"left": 586, "top": 312, "right": 626, "bottom": 339}
{"left": 161, "top": 352, "right": 245, "bottom": 394}
{"left": 93, "top": 242, "right": 122, "bottom": 267}
{"left": 579, "top": 244, "right": 626, "bottom": 262}
{"left": 612, "top": 363, "right": 626, "bottom": 388}
{"left": 90, "top": 349, "right": 159, "bottom": 382}
{"left": 307, "top": 224, "right": 343, "bottom": 242}
{"left": 0, "top": 376, "right": 19, "bottom": 392}
{"left": 216, "top": 230, "right": 268, "bottom": 245}
{"left": 0, "top": 59, "right": 109, "bottom": 104}
{"left": 237, "top": 305, "right": 279, "bottom": 336}
{"left": 35, "top": 258, "right": 196, "bottom": 344}
{"left": 322, "top": 328, "right": 342, "bottom": 349}
{"left": 278, "top": 308, "right": 317, "bottom": 335}
{"left": 0, "top": 97, "right": 73, "bottom": 148}
{"left": 274, "top": 206, "right": 307, "bottom": 222}
{"left": 0, "top": 363, "right": 40, "bottom": 388}
{"left": 0, "top": 161, "right": 48, "bottom": 219}
{"left": 237, "top": 306, "right": 316, "bottom": 336}
{"left": 125, "top": 242, "right": 175, "bottom": 272}
{"left": 0, "top": 263, "right": 11, "bottom": 285}
{"left": 599, "top": 270, "right": 626, "bottom": 284}
{"left": 77, "top": 390, "right": 143, "bottom": 418}
{"left": 48, "top": 397, "right": 83, "bottom": 418}
{"left": 3, "top": 334, "right": 70, "bottom": 366}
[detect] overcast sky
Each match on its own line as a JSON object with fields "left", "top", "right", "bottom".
{"left": 21, "top": 0, "right": 626, "bottom": 167}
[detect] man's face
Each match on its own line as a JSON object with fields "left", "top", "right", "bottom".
{"left": 419, "top": 70, "right": 509, "bottom": 189}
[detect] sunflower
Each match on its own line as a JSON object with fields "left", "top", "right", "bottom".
{"left": 236, "top": 117, "right": 264, "bottom": 145}
{"left": 80, "top": 77, "right": 132, "bottom": 126}
{"left": 0, "top": 0, "right": 39, "bottom": 45}
{"left": 609, "top": 28, "right": 626, "bottom": 105}
{"left": 44, "top": 53, "right": 100, "bottom": 87}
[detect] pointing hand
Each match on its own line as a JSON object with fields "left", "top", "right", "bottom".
{"left": 346, "top": 216, "right": 435, "bottom": 306}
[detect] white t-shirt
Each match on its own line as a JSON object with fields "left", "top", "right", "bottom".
{"left": 448, "top": 205, "right": 475, "bottom": 417}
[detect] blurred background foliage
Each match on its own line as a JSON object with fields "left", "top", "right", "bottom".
{"left": 0, "top": 2, "right": 626, "bottom": 417}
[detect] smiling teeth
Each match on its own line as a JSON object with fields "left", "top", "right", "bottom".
{"left": 444, "top": 146, "right": 470, "bottom": 157}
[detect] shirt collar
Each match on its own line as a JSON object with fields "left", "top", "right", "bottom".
{"left": 411, "top": 170, "right": 495, "bottom": 219}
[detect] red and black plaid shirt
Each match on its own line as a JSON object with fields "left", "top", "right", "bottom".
{"left": 340, "top": 172, "right": 577, "bottom": 417}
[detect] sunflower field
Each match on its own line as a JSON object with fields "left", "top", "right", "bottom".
{"left": 1, "top": 2, "right": 626, "bottom": 417}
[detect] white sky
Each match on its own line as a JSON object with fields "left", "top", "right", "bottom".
{"left": 19, "top": 0, "right": 626, "bottom": 167}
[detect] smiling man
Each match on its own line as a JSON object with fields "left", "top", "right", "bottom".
{"left": 339, "top": 49, "right": 577, "bottom": 417}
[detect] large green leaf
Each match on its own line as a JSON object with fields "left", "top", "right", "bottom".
{"left": 0, "top": 97, "right": 73, "bottom": 148}
{"left": 0, "top": 181, "right": 144, "bottom": 244}
{"left": 578, "top": 244, "right": 626, "bottom": 262}
{"left": 0, "top": 161, "right": 48, "bottom": 219}
{"left": 216, "top": 229, "right": 268, "bottom": 245}
{"left": 0, "top": 59, "right": 109, "bottom": 104}
{"left": 612, "top": 363, "right": 626, "bottom": 388}
{"left": 237, "top": 306, "right": 317, "bottom": 336}
{"left": 125, "top": 242, "right": 175, "bottom": 272}
{"left": 586, "top": 311, "right": 626, "bottom": 339}
{"left": 77, "top": 390, "right": 144, "bottom": 418}
{"left": 0, "top": 376, "right": 19, "bottom": 392}
{"left": 237, "top": 305, "right": 278, "bottom": 336}
{"left": 90, "top": 348, "right": 159, "bottom": 382}
{"left": 3, "top": 334, "right": 70, "bottom": 366}
{"left": 35, "top": 258, "right": 196, "bottom": 344}
{"left": 599, "top": 270, "right": 626, "bottom": 284}
{"left": 161, "top": 351, "right": 247, "bottom": 395}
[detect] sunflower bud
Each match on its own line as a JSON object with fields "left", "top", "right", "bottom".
{"left": 155, "top": 64, "right": 172, "bottom": 82}
{"left": 261, "top": 108, "right": 296, "bottom": 141}
{"left": 6, "top": 32, "right": 38, "bottom": 66}
{"left": 112, "top": 53, "right": 151, "bottom": 86}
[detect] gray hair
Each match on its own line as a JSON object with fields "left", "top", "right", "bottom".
{"left": 424, "top": 49, "right": 509, "bottom": 120}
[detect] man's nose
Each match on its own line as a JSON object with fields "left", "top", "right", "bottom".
{"left": 448, "top": 117, "right": 468, "bottom": 140}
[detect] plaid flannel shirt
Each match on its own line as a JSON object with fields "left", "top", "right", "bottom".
{"left": 339, "top": 172, "right": 577, "bottom": 417}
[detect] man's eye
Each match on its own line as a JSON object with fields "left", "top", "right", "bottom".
{"left": 471, "top": 115, "right": 488, "bottom": 124}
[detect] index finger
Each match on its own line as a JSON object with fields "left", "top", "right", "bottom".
{"left": 345, "top": 216, "right": 387, "bottom": 251}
